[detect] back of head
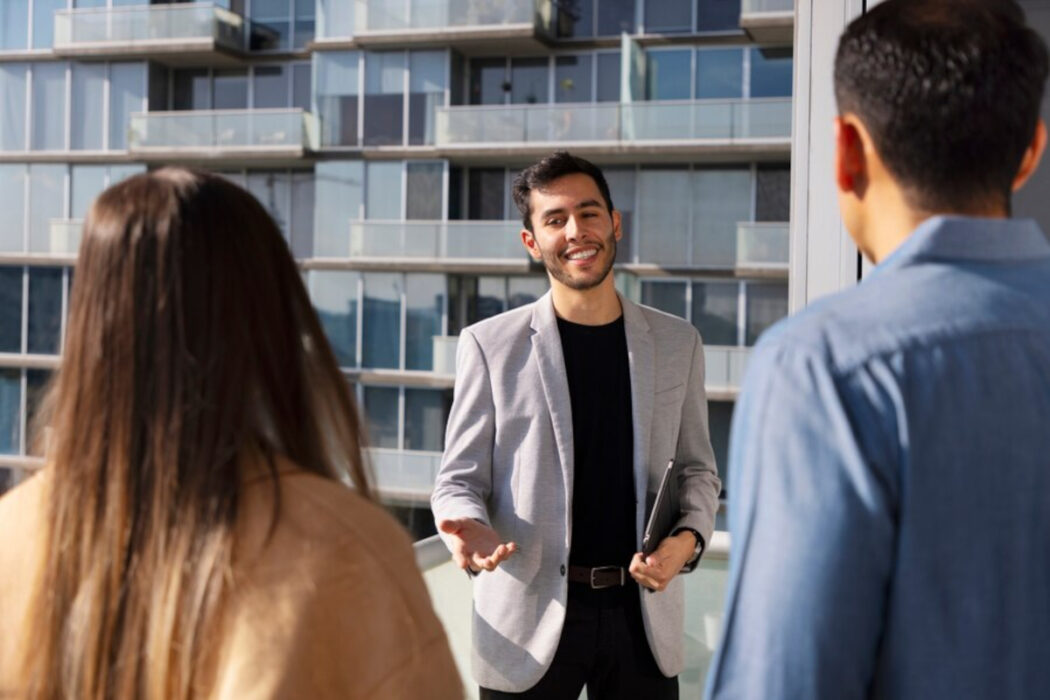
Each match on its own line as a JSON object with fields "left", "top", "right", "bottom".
{"left": 834, "top": 0, "right": 1049, "bottom": 213}
{"left": 20, "top": 168, "right": 371, "bottom": 698}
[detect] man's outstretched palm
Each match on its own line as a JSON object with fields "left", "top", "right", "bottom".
{"left": 438, "top": 518, "right": 517, "bottom": 572}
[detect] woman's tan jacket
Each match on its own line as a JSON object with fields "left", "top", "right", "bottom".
{"left": 0, "top": 467, "right": 463, "bottom": 699}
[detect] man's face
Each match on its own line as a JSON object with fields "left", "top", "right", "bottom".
{"left": 521, "top": 172, "right": 622, "bottom": 292}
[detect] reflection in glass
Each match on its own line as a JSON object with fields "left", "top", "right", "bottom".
{"left": 556, "top": 55, "right": 593, "bottom": 103}
{"left": 692, "top": 167, "right": 751, "bottom": 267}
{"left": 72, "top": 65, "right": 106, "bottom": 150}
{"left": 0, "top": 267, "right": 22, "bottom": 353}
{"left": 366, "top": 161, "right": 403, "bottom": 220}
{"left": 404, "top": 389, "right": 450, "bottom": 451}
{"left": 692, "top": 281, "right": 739, "bottom": 346}
{"left": 363, "top": 386, "right": 399, "bottom": 448}
{"left": 28, "top": 267, "right": 63, "bottom": 355}
{"left": 0, "top": 166, "right": 25, "bottom": 252}
{"left": 405, "top": 274, "right": 444, "bottom": 371}
{"left": 316, "top": 51, "right": 359, "bottom": 146}
{"left": 409, "top": 51, "right": 446, "bottom": 146}
{"left": 0, "top": 64, "right": 27, "bottom": 150}
{"left": 696, "top": 48, "right": 743, "bottom": 99}
{"left": 32, "top": 63, "right": 66, "bottom": 150}
{"left": 310, "top": 270, "right": 359, "bottom": 367}
{"left": 314, "top": 161, "right": 363, "bottom": 256}
{"left": 646, "top": 50, "right": 692, "bottom": 100}
{"left": 638, "top": 169, "right": 689, "bottom": 264}
{"left": 0, "top": 369, "right": 19, "bottom": 455}
{"left": 362, "top": 273, "right": 401, "bottom": 369}
{"left": 641, "top": 280, "right": 686, "bottom": 319}
{"left": 746, "top": 283, "right": 788, "bottom": 344}
{"left": 364, "top": 52, "right": 405, "bottom": 146}
{"left": 750, "top": 47, "right": 793, "bottom": 98}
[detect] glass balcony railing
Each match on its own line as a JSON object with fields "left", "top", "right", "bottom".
{"left": 358, "top": 0, "right": 539, "bottom": 32}
{"left": 415, "top": 531, "right": 731, "bottom": 699}
{"left": 737, "top": 222, "right": 789, "bottom": 269}
{"left": 47, "top": 219, "right": 84, "bottom": 256}
{"left": 432, "top": 336, "right": 459, "bottom": 375}
{"left": 370, "top": 448, "right": 443, "bottom": 500}
{"left": 128, "top": 109, "right": 318, "bottom": 152}
{"left": 435, "top": 99, "right": 792, "bottom": 147}
{"left": 742, "top": 0, "right": 793, "bottom": 12}
{"left": 348, "top": 220, "right": 525, "bottom": 260}
{"left": 54, "top": 3, "right": 244, "bottom": 50}
{"left": 704, "top": 347, "right": 752, "bottom": 390}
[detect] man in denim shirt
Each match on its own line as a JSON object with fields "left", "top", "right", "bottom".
{"left": 707, "top": 1, "right": 1050, "bottom": 698}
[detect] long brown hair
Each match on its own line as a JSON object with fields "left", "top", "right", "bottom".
{"left": 18, "top": 168, "right": 372, "bottom": 699}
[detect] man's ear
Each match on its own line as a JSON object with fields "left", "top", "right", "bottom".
{"left": 611, "top": 209, "right": 622, "bottom": 242}
{"left": 1012, "top": 119, "right": 1047, "bottom": 193}
{"left": 834, "top": 115, "right": 867, "bottom": 196}
{"left": 520, "top": 229, "right": 542, "bottom": 261}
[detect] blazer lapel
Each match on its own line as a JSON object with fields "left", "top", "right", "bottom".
{"left": 530, "top": 293, "right": 575, "bottom": 528}
{"left": 621, "top": 295, "right": 654, "bottom": 541}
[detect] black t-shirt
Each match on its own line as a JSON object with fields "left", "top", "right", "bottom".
{"left": 557, "top": 315, "right": 636, "bottom": 570}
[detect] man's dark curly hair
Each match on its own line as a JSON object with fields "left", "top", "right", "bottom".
{"left": 834, "top": 0, "right": 1048, "bottom": 213}
{"left": 512, "top": 151, "right": 615, "bottom": 232}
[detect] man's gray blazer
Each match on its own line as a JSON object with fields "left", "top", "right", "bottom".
{"left": 431, "top": 291, "right": 721, "bottom": 692}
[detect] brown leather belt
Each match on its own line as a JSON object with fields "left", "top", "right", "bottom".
{"left": 567, "top": 565, "right": 627, "bottom": 589}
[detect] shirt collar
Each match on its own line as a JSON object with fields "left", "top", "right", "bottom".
{"left": 870, "top": 215, "right": 1050, "bottom": 279}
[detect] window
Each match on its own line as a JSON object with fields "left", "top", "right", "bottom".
{"left": 692, "top": 166, "right": 751, "bottom": 267}
{"left": 756, "top": 165, "right": 791, "bottom": 221}
{"left": 0, "top": 0, "right": 28, "bottom": 50}
{"left": 72, "top": 65, "right": 106, "bottom": 150}
{"left": 314, "top": 161, "right": 363, "bottom": 256}
{"left": 510, "top": 58, "right": 548, "bottom": 104}
{"left": 27, "top": 267, "right": 63, "bottom": 354}
{"left": 318, "top": 0, "right": 355, "bottom": 38}
{"left": 32, "top": 0, "right": 65, "bottom": 49}
{"left": 697, "top": 0, "right": 741, "bottom": 32}
{"left": 0, "top": 64, "right": 26, "bottom": 151}
{"left": 646, "top": 50, "right": 692, "bottom": 100}
{"left": 0, "top": 166, "right": 25, "bottom": 251}
{"left": 647, "top": 0, "right": 692, "bottom": 33}
{"left": 404, "top": 389, "right": 450, "bottom": 451}
{"left": 467, "top": 169, "right": 506, "bottom": 220}
{"left": 406, "top": 162, "right": 443, "bottom": 220}
{"left": 556, "top": 55, "right": 594, "bottom": 103}
{"left": 173, "top": 69, "right": 211, "bottom": 111}
{"left": 405, "top": 274, "right": 444, "bottom": 371}
{"left": 28, "top": 165, "right": 65, "bottom": 254}
{"left": 746, "top": 283, "right": 788, "bottom": 343}
{"left": 364, "top": 52, "right": 405, "bottom": 146}
{"left": 469, "top": 59, "right": 507, "bottom": 105}
{"left": 696, "top": 48, "right": 744, "bottom": 99}
{"left": 294, "top": 0, "right": 315, "bottom": 48}
{"left": 0, "top": 369, "right": 19, "bottom": 455}
{"left": 556, "top": 0, "right": 595, "bottom": 38}
{"left": 362, "top": 273, "right": 401, "bottom": 369}
{"left": 71, "top": 166, "right": 108, "bottom": 220}
{"left": 31, "top": 62, "right": 66, "bottom": 151}
{"left": 0, "top": 268, "right": 22, "bottom": 353}
{"left": 25, "top": 369, "right": 51, "bottom": 456}
{"left": 365, "top": 162, "right": 403, "bottom": 220}
{"left": 213, "top": 69, "right": 249, "bottom": 110}
{"left": 750, "top": 47, "right": 793, "bottom": 98}
{"left": 316, "top": 51, "right": 360, "bottom": 146}
{"left": 598, "top": 0, "right": 635, "bottom": 35}
{"left": 310, "top": 270, "right": 360, "bottom": 367}
{"left": 363, "top": 386, "right": 399, "bottom": 448}
{"left": 638, "top": 169, "right": 690, "bottom": 263}
{"left": 109, "top": 63, "right": 145, "bottom": 150}
{"left": 409, "top": 51, "right": 446, "bottom": 146}
{"left": 596, "top": 52, "right": 622, "bottom": 102}
{"left": 641, "top": 281, "right": 687, "bottom": 318}
{"left": 252, "top": 0, "right": 292, "bottom": 50}
{"left": 253, "top": 66, "right": 290, "bottom": 109}
{"left": 692, "top": 281, "right": 739, "bottom": 345}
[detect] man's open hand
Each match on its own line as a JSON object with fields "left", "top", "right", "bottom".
{"left": 438, "top": 518, "right": 517, "bottom": 572}
{"left": 628, "top": 530, "right": 697, "bottom": 592}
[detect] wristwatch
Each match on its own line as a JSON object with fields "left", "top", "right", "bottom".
{"left": 673, "top": 527, "right": 704, "bottom": 572}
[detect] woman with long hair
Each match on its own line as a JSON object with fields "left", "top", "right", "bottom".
{"left": 0, "top": 168, "right": 461, "bottom": 699}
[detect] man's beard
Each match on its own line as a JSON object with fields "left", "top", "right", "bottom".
{"left": 534, "top": 230, "right": 618, "bottom": 291}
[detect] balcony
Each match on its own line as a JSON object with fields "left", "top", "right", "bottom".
{"left": 53, "top": 3, "right": 246, "bottom": 64}
{"left": 740, "top": 0, "right": 794, "bottom": 43}
{"left": 346, "top": 220, "right": 527, "bottom": 265}
{"left": 128, "top": 109, "right": 318, "bottom": 164}
{"left": 704, "top": 347, "right": 751, "bottom": 400}
{"left": 434, "top": 99, "right": 792, "bottom": 159}
{"left": 416, "top": 530, "right": 731, "bottom": 698}
{"left": 737, "top": 222, "right": 789, "bottom": 270}
{"left": 370, "top": 448, "right": 443, "bottom": 504}
{"left": 348, "top": 0, "right": 554, "bottom": 53}
{"left": 48, "top": 219, "right": 84, "bottom": 256}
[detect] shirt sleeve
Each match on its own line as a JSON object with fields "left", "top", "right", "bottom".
{"left": 705, "top": 342, "right": 899, "bottom": 700}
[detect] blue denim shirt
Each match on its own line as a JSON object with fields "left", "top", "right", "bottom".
{"left": 706, "top": 216, "right": 1050, "bottom": 699}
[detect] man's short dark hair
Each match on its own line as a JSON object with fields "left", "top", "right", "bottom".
{"left": 512, "top": 151, "right": 615, "bottom": 232}
{"left": 834, "top": 0, "right": 1049, "bottom": 213}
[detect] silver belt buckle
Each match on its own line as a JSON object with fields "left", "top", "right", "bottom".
{"left": 590, "top": 565, "right": 624, "bottom": 589}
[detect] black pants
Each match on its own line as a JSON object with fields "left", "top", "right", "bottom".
{"left": 480, "top": 585, "right": 679, "bottom": 700}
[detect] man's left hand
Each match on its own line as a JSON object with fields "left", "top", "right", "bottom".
{"left": 628, "top": 530, "right": 697, "bottom": 592}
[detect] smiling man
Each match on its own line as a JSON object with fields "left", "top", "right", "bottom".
{"left": 431, "top": 151, "right": 721, "bottom": 698}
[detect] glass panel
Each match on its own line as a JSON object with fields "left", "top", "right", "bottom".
{"left": 247, "top": 172, "right": 291, "bottom": 239}
{"left": 646, "top": 50, "right": 692, "bottom": 101}
{"left": 0, "top": 267, "right": 22, "bottom": 353}
{"left": 364, "top": 52, "right": 405, "bottom": 146}
{"left": 746, "top": 282, "right": 788, "bottom": 344}
{"left": 469, "top": 58, "right": 506, "bottom": 105}
{"left": 646, "top": 0, "right": 692, "bottom": 32}
{"left": 362, "top": 272, "right": 401, "bottom": 369}
{"left": 750, "top": 46, "right": 793, "bottom": 98}
{"left": 637, "top": 169, "right": 689, "bottom": 264}
{"left": 510, "top": 58, "right": 547, "bottom": 105}
{"left": 555, "top": 55, "right": 593, "bottom": 104}
{"left": 32, "top": 0, "right": 65, "bottom": 49}
{"left": 471, "top": 276, "right": 504, "bottom": 322}
{"left": 310, "top": 270, "right": 359, "bottom": 367}
{"left": 692, "top": 167, "right": 752, "bottom": 267}
{"left": 366, "top": 161, "right": 403, "bottom": 220}
{"left": 697, "top": 0, "right": 741, "bottom": 32}
{"left": 252, "top": 0, "right": 291, "bottom": 50}
{"left": 291, "top": 62, "right": 311, "bottom": 111}
{"left": 31, "top": 62, "right": 66, "bottom": 150}
{"left": 71, "top": 165, "right": 108, "bottom": 219}
{"left": 28, "top": 165, "right": 65, "bottom": 254}
{"left": 172, "top": 68, "right": 211, "bottom": 110}
{"left": 0, "top": 64, "right": 27, "bottom": 150}
{"left": 692, "top": 281, "right": 739, "bottom": 346}
{"left": 293, "top": 0, "right": 315, "bottom": 48}
{"left": 107, "top": 164, "right": 144, "bottom": 185}
{"left": 756, "top": 164, "right": 790, "bottom": 221}
{"left": 596, "top": 52, "right": 622, "bottom": 103}
{"left": 0, "top": 0, "right": 29, "bottom": 50}
{"left": 109, "top": 63, "right": 145, "bottom": 150}
{"left": 507, "top": 276, "right": 547, "bottom": 308}
{"left": 0, "top": 165, "right": 25, "bottom": 252}
{"left": 314, "top": 161, "right": 363, "bottom": 256}
{"left": 404, "top": 389, "right": 449, "bottom": 451}
{"left": 0, "top": 369, "right": 19, "bottom": 455}
{"left": 696, "top": 48, "right": 743, "bottom": 99}
{"left": 641, "top": 280, "right": 687, "bottom": 318}
{"left": 409, "top": 50, "right": 446, "bottom": 146}
{"left": 406, "top": 162, "right": 443, "bottom": 221}
{"left": 25, "top": 368, "right": 50, "bottom": 455}
{"left": 253, "top": 65, "right": 289, "bottom": 108}
{"left": 71, "top": 64, "right": 106, "bottom": 150}
{"left": 597, "top": 0, "right": 635, "bottom": 35}
{"left": 316, "top": 51, "right": 359, "bottom": 146}
{"left": 467, "top": 169, "right": 505, "bottom": 220}
{"left": 556, "top": 0, "right": 594, "bottom": 38}
{"left": 319, "top": 0, "right": 355, "bottom": 38}
{"left": 289, "top": 170, "right": 314, "bottom": 258}
{"left": 28, "top": 267, "right": 62, "bottom": 354}
{"left": 604, "top": 168, "right": 635, "bottom": 264}
{"left": 213, "top": 69, "right": 249, "bottom": 110}
{"left": 405, "top": 274, "right": 443, "bottom": 371}
{"left": 708, "top": 401, "right": 733, "bottom": 489}
{"left": 363, "top": 385, "right": 399, "bottom": 448}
